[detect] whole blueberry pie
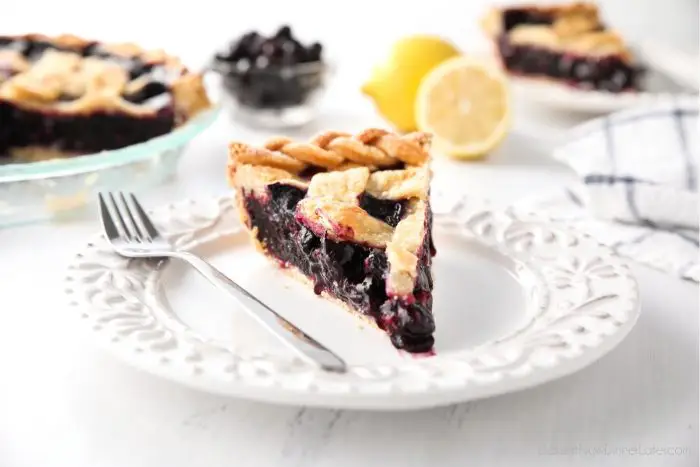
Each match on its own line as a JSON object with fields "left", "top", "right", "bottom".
{"left": 0, "top": 34, "right": 211, "bottom": 161}
{"left": 228, "top": 129, "right": 437, "bottom": 353}
{"left": 481, "top": 2, "right": 643, "bottom": 92}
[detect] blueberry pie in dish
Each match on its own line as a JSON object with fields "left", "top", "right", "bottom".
{"left": 481, "top": 2, "right": 642, "bottom": 92}
{"left": 0, "top": 34, "right": 211, "bottom": 161}
{"left": 228, "top": 129, "right": 436, "bottom": 353}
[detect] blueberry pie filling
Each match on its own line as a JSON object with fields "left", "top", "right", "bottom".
{"left": 228, "top": 129, "right": 438, "bottom": 353}
{"left": 0, "top": 34, "right": 211, "bottom": 161}
{"left": 482, "top": 2, "right": 642, "bottom": 92}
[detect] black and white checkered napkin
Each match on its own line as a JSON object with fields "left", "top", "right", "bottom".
{"left": 520, "top": 98, "right": 699, "bottom": 281}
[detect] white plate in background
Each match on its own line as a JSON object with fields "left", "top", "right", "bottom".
{"left": 509, "top": 42, "right": 697, "bottom": 114}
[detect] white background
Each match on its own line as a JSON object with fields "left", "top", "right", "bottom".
{"left": 0, "top": 1, "right": 698, "bottom": 466}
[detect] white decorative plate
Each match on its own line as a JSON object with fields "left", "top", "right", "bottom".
{"left": 64, "top": 195, "right": 640, "bottom": 410}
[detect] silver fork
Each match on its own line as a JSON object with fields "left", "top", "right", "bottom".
{"left": 98, "top": 192, "right": 347, "bottom": 373}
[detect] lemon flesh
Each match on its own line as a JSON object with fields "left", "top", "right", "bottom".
{"left": 415, "top": 56, "right": 511, "bottom": 159}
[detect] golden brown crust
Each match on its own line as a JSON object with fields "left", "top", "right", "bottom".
{"left": 0, "top": 50, "right": 151, "bottom": 115}
{"left": 306, "top": 167, "right": 370, "bottom": 200}
{"left": 366, "top": 166, "right": 431, "bottom": 200}
{"left": 482, "top": 2, "right": 633, "bottom": 60}
{"left": 509, "top": 26, "right": 560, "bottom": 48}
{"left": 386, "top": 200, "right": 427, "bottom": 295}
{"left": 228, "top": 129, "right": 434, "bottom": 297}
{"left": 8, "top": 146, "right": 79, "bottom": 162}
{"left": 99, "top": 42, "right": 146, "bottom": 58}
{"left": 266, "top": 136, "right": 345, "bottom": 169}
{"left": 0, "top": 50, "right": 30, "bottom": 74}
{"left": 170, "top": 73, "right": 211, "bottom": 122}
{"left": 552, "top": 7, "right": 600, "bottom": 38}
{"left": 229, "top": 143, "right": 307, "bottom": 173}
{"left": 565, "top": 31, "right": 629, "bottom": 57}
{"left": 296, "top": 199, "right": 396, "bottom": 247}
{"left": 229, "top": 128, "right": 431, "bottom": 174}
{"left": 522, "top": 2, "right": 599, "bottom": 22}
{"left": 480, "top": 8, "right": 503, "bottom": 36}
{"left": 0, "top": 34, "right": 211, "bottom": 121}
{"left": 229, "top": 163, "right": 304, "bottom": 194}
{"left": 480, "top": 2, "right": 601, "bottom": 38}
{"left": 483, "top": 1, "right": 599, "bottom": 35}
{"left": 509, "top": 26, "right": 630, "bottom": 58}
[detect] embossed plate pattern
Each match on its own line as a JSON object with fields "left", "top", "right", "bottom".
{"left": 64, "top": 196, "right": 640, "bottom": 410}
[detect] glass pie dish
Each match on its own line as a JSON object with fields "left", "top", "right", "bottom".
{"left": 0, "top": 105, "right": 219, "bottom": 227}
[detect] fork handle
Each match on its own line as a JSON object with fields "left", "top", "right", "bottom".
{"left": 171, "top": 251, "right": 347, "bottom": 373}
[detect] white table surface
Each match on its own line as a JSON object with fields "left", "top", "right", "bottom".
{"left": 1, "top": 1, "right": 698, "bottom": 466}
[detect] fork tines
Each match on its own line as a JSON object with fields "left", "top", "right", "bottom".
{"left": 99, "top": 192, "right": 161, "bottom": 242}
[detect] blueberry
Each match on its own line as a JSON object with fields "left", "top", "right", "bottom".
{"left": 600, "top": 73, "right": 626, "bottom": 92}
{"left": 404, "top": 302, "right": 435, "bottom": 335}
{"left": 364, "top": 251, "right": 388, "bottom": 277}
{"left": 573, "top": 60, "right": 593, "bottom": 81}
{"left": 275, "top": 25, "right": 293, "bottom": 40}
{"left": 520, "top": 48, "right": 541, "bottom": 72}
{"left": 255, "top": 55, "right": 270, "bottom": 69}
{"left": 221, "top": 41, "right": 248, "bottom": 62}
{"left": 239, "top": 31, "right": 260, "bottom": 47}
{"left": 417, "top": 263, "right": 433, "bottom": 290}
{"left": 260, "top": 39, "right": 277, "bottom": 57}
{"left": 269, "top": 184, "right": 304, "bottom": 211}
{"left": 392, "top": 333, "right": 434, "bottom": 353}
{"left": 215, "top": 51, "right": 231, "bottom": 62}
{"left": 299, "top": 226, "right": 320, "bottom": 254}
{"left": 497, "top": 37, "right": 514, "bottom": 59}
{"left": 322, "top": 241, "right": 348, "bottom": 265}
{"left": 277, "top": 42, "right": 299, "bottom": 65}
{"left": 290, "top": 39, "right": 307, "bottom": 62}
{"left": 5, "top": 39, "right": 29, "bottom": 56}
{"left": 359, "top": 195, "right": 405, "bottom": 227}
{"left": 307, "top": 42, "right": 323, "bottom": 62}
{"left": 235, "top": 58, "right": 251, "bottom": 71}
{"left": 80, "top": 42, "right": 100, "bottom": 57}
{"left": 238, "top": 32, "right": 263, "bottom": 57}
{"left": 336, "top": 244, "right": 355, "bottom": 266}
{"left": 24, "top": 40, "right": 62, "bottom": 60}
{"left": 123, "top": 81, "right": 169, "bottom": 104}
{"left": 558, "top": 55, "right": 575, "bottom": 77}
{"left": 127, "top": 60, "right": 153, "bottom": 80}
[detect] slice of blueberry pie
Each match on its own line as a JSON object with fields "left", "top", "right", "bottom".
{"left": 481, "top": 2, "right": 643, "bottom": 92}
{"left": 228, "top": 129, "right": 436, "bottom": 353}
{"left": 0, "top": 34, "right": 211, "bottom": 161}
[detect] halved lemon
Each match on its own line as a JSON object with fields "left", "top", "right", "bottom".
{"left": 415, "top": 56, "right": 511, "bottom": 159}
{"left": 361, "top": 36, "right": 461, "bottom": 132}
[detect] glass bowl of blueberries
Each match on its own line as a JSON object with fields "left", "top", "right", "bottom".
{"left": 212, "top": 25, "right": 330, "bottom": 128}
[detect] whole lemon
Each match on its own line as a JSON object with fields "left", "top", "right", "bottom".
{"left": 361, "top": 35, "right": 461, "bottom": 132}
